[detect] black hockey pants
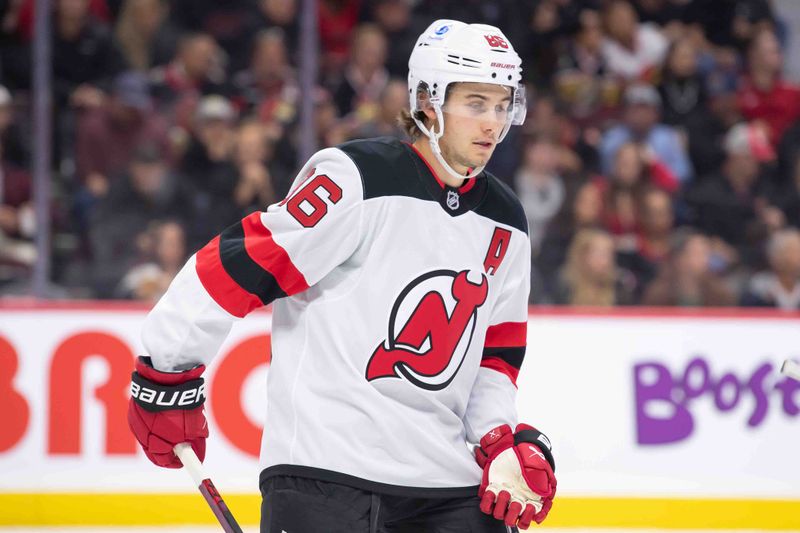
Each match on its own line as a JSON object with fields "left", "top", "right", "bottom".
{"left": 260, "top": 475, "right": 517, "bottom": 533}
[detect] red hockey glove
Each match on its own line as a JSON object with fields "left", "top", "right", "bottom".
{"left": 475, "top": 424, "right": 557, "bottom": 529}
{"left": 127, "top": 356, "right": 208, "bottom": 468}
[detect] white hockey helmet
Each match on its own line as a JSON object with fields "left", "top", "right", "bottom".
{"left": 408, "top": 20, "right": 526, "bottom": 180}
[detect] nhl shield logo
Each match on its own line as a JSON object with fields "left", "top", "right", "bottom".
{"left": 446, "top": 190, "right": 460, "bottom": 210}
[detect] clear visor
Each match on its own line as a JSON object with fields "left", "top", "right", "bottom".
{"left": 420, "top": 83, "right": 527, "bottom": 129}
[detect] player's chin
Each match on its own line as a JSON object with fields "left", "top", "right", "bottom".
{"left": 469, "top": 154, "right": 491, "bottom": 168}
{"left": 470, "top": 144, "right": 495, "bottom": 164}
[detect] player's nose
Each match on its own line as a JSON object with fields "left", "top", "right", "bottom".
{"left": 481, "top": 120, "right": 499, "bottom": 139}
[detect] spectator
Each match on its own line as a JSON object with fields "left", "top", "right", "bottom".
{"left": 555, "top": 228, "right": 635, "bottom": 306}
{"left": 75, "top": 71, "right": 171, "bottom": 198}
{"left": 741, "top": 228, "right": 800, "bottom": 310}
{"left": 232, "top": 28, "right": 298, "bottom": 135}
{"left": 349, "top": 78, "right": 408, "bottom": 140}
{"left": 116, "top": 219, "right": 187, "bottom": 301}
{"left": 642, "top": 230, "right": 737, "bottom": 307}
{"left": 555, "top": 8, "right": 620, "bottom": 126}
{"left": 149, "top": 32, "right": 227, "bottom": 127}
{"left": 600, "top": 83, "right": 693, "bottom": 183}
{"left": 596, "top": 141, "right": 678, "bottom": 253}
{"left": 636, "top": 187, "right": 674, "bottom": 268}
{"left": 520, "top": 0, "right": 566, "bottom": 87}
{"left": 115, "top": 0, "right": 178, "bottom": 71}
{"left": 618, "top": 187, "right": 675, "bottom": 299}
{"left": 0, "top": 0, "right": 28, "bottom": 90}
{"left": 738, "top": 28, "right": 800, "bottom": 147}
{"left": 657, "top": 37, "right": 708, "bottom": 129}
{"left": 233, "top": 119, "right": 277, "bottom": 212}
{"left": 319, "top": 0, "right": 364, "bottom": 78}
{"left": 332, "top": 23, "right": 389, "bottom": 118}
{"left": 270, "top": 86, "right": 349, "bottom": 193}
{"left": 89, "top": 144, "right": 192, "bottom": 297}
{"left": 53, "top": 0, "right": 127, "bottom": 110}
{"left": 536, "top": 180, "right": 605, "bottom": 300}
{"left": 515, "top": 136, "right": 566, "bottom": 252}
{"left": 611, "top": 140, "right": 680, "bottom": 195}
{"left": 368, "top": 0, "right": 419, "bottom": 78}
{"left": 601, "top": 0, "right": 668, "bottom": 82}
{"left": 686, "top": 122, "right": 780, "bottom": 266}
{"left": 519, "top": 95, "right": 585, "bottom": 178}
{"left": 179, "top": 95, "right": 241, "bottom": 246}
{"left": 684, "top": 75, "right": 743, "bottom": 178}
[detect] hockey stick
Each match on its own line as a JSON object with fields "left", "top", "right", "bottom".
{"left": 174, "top": 443, "right": 244, "bottom": 533}
{"left": 781, "top": 359, "right": 800, "bottom": 382}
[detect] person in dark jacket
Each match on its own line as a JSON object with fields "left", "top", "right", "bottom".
{"left": 89, "top": 144, "right": 192, "bottom": 297}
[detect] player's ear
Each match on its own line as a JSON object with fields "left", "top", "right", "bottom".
{"left": 418, "top": 92, "right": 437, "bottom": 123}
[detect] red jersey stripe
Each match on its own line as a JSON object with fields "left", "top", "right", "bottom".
{"left": 458, "top": 177, "right": 476, "bottom": 193}
{"left": 196, "top": 236, "right": 264, "bottom": 318}
{"left": 480, "top": 356, "right": 519, "bottom": 387}
{"left": 241, "top": 213, "right": 310, "bottom": 296}
{"left": 485, "top": 321, "right": 527, "bottom": 348}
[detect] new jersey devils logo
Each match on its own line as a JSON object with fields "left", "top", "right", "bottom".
{"left": 366, "top": 270, "right": 488, "bottom": 390}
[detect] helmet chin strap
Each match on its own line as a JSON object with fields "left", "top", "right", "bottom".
{"left": 413, "top": 105, "right": 486, "bottom": 182}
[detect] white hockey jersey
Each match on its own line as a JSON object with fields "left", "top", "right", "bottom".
{"left": 143, "top": 137, "right": 530, "bottom": 496}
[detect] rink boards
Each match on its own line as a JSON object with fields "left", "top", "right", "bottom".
{"left": 0, "top": 303, "right": 798, "bottom": 529}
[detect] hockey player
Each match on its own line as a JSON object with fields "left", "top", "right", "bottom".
{"left": 128, "top": 19, "right": 557, "bottom": 532}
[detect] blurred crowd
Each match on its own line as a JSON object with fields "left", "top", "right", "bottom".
{"left": 2, "top": 0, "right": 800, "bottom": 310}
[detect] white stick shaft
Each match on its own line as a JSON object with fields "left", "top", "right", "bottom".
{"left": 174, "top": 443, "right": 207, "bottom": 487}
{"left": 781, "top": 359, "right": 800, "bottom": 381}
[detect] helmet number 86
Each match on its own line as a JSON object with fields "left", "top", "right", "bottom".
{"left": 483, "top": 35, "right": 508, "bottom": 49}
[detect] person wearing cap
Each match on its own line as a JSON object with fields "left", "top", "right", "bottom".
{"left": 600, "top": 82, "right": 693, "bottom": 183}
{"left": 127, "top": 19, "right": 556, "bottom": 531}
{"left": 178, "top": 94, "right": 242, "bottom": 247}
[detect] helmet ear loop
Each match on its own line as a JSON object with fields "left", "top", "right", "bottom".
{"left": 428, "top": 104, "right": 446, "bottom": 156}
{"left": 411, "top": 90, "right": 444, "bottom": 148}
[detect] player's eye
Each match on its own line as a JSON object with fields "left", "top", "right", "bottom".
{"left": 495, "top": 104, "right": 510, "bottom": 116}
{"left": 468, "top": 101, "right": 487, "bottom": 113}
